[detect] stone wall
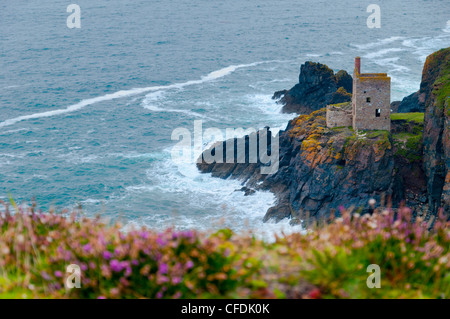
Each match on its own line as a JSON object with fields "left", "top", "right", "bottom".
{"left": 352, "top": 74, "right": 391, "bottom": 131}
{"left": 326, "top": 102, "right": 352, "bottom": 128}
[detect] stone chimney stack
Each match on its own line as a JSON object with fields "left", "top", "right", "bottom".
{"left": 355, "top": 56, "right": 361, "bottom": 75}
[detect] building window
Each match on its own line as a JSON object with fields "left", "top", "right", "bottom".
{"left": 366, "top": 97, "right": 371, "bottom": 103}
{"left": 376, "top": 109, "right": 381, "bottom": 117}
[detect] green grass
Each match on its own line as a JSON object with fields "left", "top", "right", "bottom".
{"left": 390, "top": 112, "right": 425, "bottom": 123}
{"left": 431, "top": 48, "right": 450, "bottom": 111}
{"left": 392, "top": 132, "right": 417, "bottom": 140}
{"left": 392, "top": 132, "right": 423, "bottom": 162}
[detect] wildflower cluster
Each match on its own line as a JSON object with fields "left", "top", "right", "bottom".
{"left": 275, "top": 207, "right": 450, "bottom": 298}
{"left": 0, "top": 202, "right": 448, "bottom": 299}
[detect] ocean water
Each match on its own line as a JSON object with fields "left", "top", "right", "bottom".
{"left": 0, "top": 0, "right": 449, "bottom": 236}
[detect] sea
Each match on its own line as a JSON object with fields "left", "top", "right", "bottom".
{"left": 0, "top": 0, "right": 449, "bottom": 237}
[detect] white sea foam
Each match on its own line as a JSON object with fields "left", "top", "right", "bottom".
{"left": 352, "top": 36, "right": 405, "bottom": 50}
{"left": 372, "top": 57, "right": 410, "bottom": 73}
{"left": 401, "top": 22, "right": 450, "bottom": 63}
{"left": 0, "top": 128, "right": 30, "bottom": 135}
{"left": 141, "top": 91, "right": 215, "bottom": 120}
{"left": 120, "top": 149, "right": 304, "bottom": 241}
{"left": 363, "top": 48, "right": 405, "bottom": 59}
{"left": 443, "top": 20, "right": 450, "bottom": 33}
{"left": 306, "top": 53, "right": 322, "bottom": 57}
{"left": 1, "top": 85, "right": 22, "bottom": 90}
{"left": 391, "top": 76, "right": 420, "bottom": 97}
{"left": 244, "top": 93, "right": 292, "bottom": 124}
{"left": 0, "top": 61, "right": 278, "bottom": 128}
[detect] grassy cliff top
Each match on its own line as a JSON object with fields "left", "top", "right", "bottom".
{"left": 391, "top": 112, "right": 424, "bottom": 123}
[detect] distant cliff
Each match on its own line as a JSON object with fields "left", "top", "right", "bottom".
{"left": 273, "top": 62, "right": 352, "bottom": 114}
{"left": 393, "top": 91, "right": 426, "bottom": 113}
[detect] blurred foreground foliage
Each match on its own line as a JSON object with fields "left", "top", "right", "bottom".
{"left": 0, "top": 200, "right": 448, "bottom": 299}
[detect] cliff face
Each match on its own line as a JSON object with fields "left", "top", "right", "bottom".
{"left": 264, "top": 110, "right": 397, "bottom": 221}
{"left": 197, "top": 49, "right": 449, "bottom": 223}
{"left": 197, "top": 109, "right": 418, "bottom": 222}
{"left": 395, "top": 49, "right": 450, "bottom": 113}
{"left": 273, "top": 62, "right": 352, "bottom": 114}
{"left": 422, "top": 47, "right": 450, "bottom": 214}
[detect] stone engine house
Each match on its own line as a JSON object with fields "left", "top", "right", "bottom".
{"left": 326, "top": 57, "right": 391, "bottom": 131}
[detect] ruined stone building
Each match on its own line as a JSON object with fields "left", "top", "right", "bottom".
{"left": 326, "top": 57, "right": 391, "bottom": 131}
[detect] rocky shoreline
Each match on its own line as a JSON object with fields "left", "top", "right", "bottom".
{"left": 197, "top": 47, "right": 450, "bottom": 223}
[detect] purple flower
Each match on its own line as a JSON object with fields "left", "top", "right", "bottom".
{"left": 156, "top": 236, "right": 166, "bottom": 247}
{"left": 120, "top": 277, "right": 130, "bottom": 286}
{"left": 64, "top": 251, "right": 72, "bottom": 261}
{"left": 182, "top": 230, "right": 194, "bottom": 239}
{"left": 103, "top": 251, "right": 112, "bottom": 260}
{"left": 41, "top": 271, "right": 51, "bottom": 281}
{"left": 131, "top": 259, "right": 139, "bottom": 266}
{"left": 156, "top": 291, "right": 163, "bottom": 299}
{"left": 186, "top": 260, "right": 194, "bottom": 269}
{"left": 98, "top": 234, "right": 106, "bottom": 245}
{"left": 159, "top": 263, "right": 168, "bottom": 274}
{"left": 173, "top": 292, "right": 182, "bottom": 299}
{"left": 54, "top": 271, "right": 63, "bottom": 278}
{"left": 139, "top": 231, "right": 149, "bottom": 239}
{"left": 97, "top": 296, "right": 106, "bottom": 299}
{"left": 83, "top": 243, "right": 92, "bottom": 253}
{"left": 110, "top": 259, "right": 123, "bottom": 272}
{"left": 172, "top": 277, "right": 181, "bottom": 285}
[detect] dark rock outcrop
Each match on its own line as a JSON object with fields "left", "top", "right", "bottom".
{"left": 391, "top": 119, "right": 427, "bottom": 212}
{"left": 422, "top": 47, "right": 450, "bottom": 215}
{"left": 273, "top": 62, "right": 352, "bottom": 114}
{"left": 197, "top": 110, "right": 428, "bottom": 222}
{"left": 396, "top": 91, "right": 426, "bottom": 113}
{"left": 197, "top": 110, "right": 423, "bottom": 222}
{"left": 390, "top": 101, "right": 401, "bottom": 112}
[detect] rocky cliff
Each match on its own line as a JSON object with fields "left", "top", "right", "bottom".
{"left": 393, "top": 49, "right": 450, "bottom": 113}
{"left": 422, "top": 47, "right": 450, "bottom": 215}
{"left": 273, "top": 62, "right": 352, "bottom": 114}
{"left": 393, "top": 91, "right": 426, "bottom": 113}
{"left": 197, "top": 49, "right": 449, "bottom": 223}
{"left": 197, "top": 109, "right": 428, "bottom": 222}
